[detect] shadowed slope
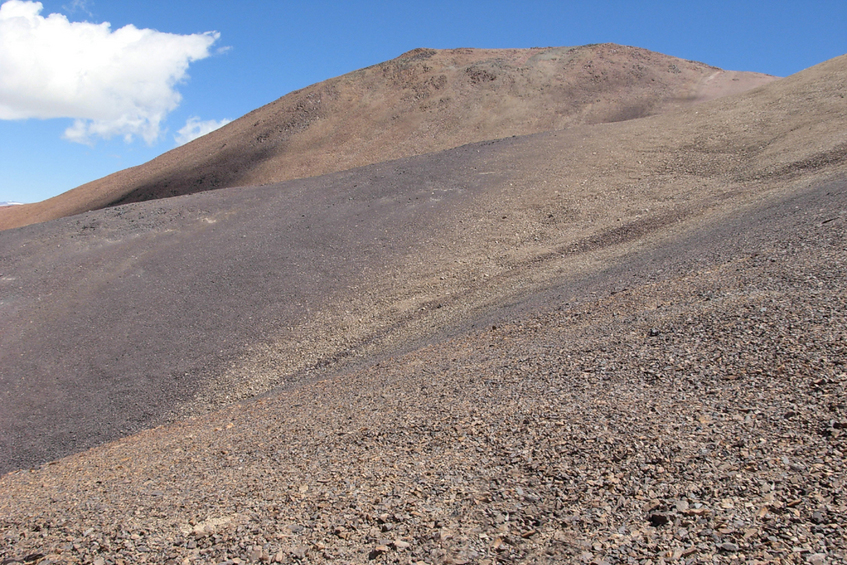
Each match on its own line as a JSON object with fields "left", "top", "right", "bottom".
{"left": 0, "top": 54, "right": 843, "bottom": 475}
{"left": 0, "top": 44, "right": 774, "bottom": 231}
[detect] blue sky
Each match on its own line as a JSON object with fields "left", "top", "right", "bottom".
{"left": 1, "top": 0, "right": 845, "bottom": 204}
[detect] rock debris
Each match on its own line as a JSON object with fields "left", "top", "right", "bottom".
{"left": 1, "top": 179, "right": 845, "bottom": 564}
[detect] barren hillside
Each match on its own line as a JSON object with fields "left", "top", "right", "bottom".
{"left": 0, "top": 51, "right": 845, "bottom": 564}
{"left": 0, "top": 44, "right": 774, "bottom": 231}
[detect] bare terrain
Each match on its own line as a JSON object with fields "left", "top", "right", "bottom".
{"left": 0, "top": 47, "right": 845, "bottom": 564}
{"left": 0, "top": 44, "right": 774, "bottom": 231}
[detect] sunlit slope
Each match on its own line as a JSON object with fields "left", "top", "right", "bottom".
{"left": 0, "top": 44, "right": 774, "bottom": 231}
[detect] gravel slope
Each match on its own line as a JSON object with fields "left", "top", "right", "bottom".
{"left": 0, "top": 54, "right": 846, "bottom": 564}
{"left": 0, "top": 44, "right": 774, "bottom": 231}
{"left": 1, "top": 53, "right": 842, "bottom": 475}
{"left": 0, "top": 175, "right": 844, "bottom": 565}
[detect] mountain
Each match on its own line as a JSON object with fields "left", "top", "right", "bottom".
{"left": 0, "top": 49, "right": 845, "bottom": 563}
{"left": 0, "top": 44, "right": 774, "bottom": 231}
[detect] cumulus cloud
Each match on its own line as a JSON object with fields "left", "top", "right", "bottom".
{"left": 0, "top": 0, "right": 219, "bottom": 144}
{"left": 175, "top": 116, "right": 231, "bottom": 146}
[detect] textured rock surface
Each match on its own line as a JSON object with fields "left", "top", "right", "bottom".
{"left": 0, "top": 52, "right": 846, "bottom": 564}
{"left": 0, "top": 44, "right": 774, "bottom": 230}
{"left": 1, "top": 177, "right": 845, "bottom": 563}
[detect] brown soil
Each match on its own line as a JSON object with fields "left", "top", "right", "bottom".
{"left": 0, "top": 44, "right": 774, "bottom": 232}
{"left": 0, "top": 51, "right": 845, "bottom": 564}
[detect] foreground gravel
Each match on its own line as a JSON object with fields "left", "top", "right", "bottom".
{"left": 1, "top": 179, "right": 844, "bottom": 565}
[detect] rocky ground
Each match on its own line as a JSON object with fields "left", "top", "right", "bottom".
{"left": 0, "top": 44, "right": 774, "bottom": 231}
{"left": 1, "top": 51, "right": 845, "bottom": 565}
{"left": 1, "top": 177, "right": 844, "bottom": 564}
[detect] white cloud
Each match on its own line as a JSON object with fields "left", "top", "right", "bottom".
{"left": 0, "top": 0, "right": 219, "bottom": 144}
{"left": 175, "top": 116, "right": 231, "bottom": 146}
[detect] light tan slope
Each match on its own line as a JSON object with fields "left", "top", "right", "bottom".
{"left": 0, "top": 43, "right": 774, "bottom": 231}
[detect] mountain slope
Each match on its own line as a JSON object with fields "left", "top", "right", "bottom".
{"left": 2, "top": 174, "right": 844, "bottom": 564}
{"left": 0, "top": 52, "right": 843, "bottom": 477}
{"left": 0, "top": 49, "right": 845, "bottom": 561}
{"left": 0, "top": 44, "right": 774, "bottom": 231}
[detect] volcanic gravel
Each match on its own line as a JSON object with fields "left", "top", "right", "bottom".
{"left": 1, "top": 52, "right": 846, "bottom": 565}
{"left": 1, "top": 178, "right": 844, "bottom": 564}
{"left": 2, "top": 51, "right": 843, "bottom": 476}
